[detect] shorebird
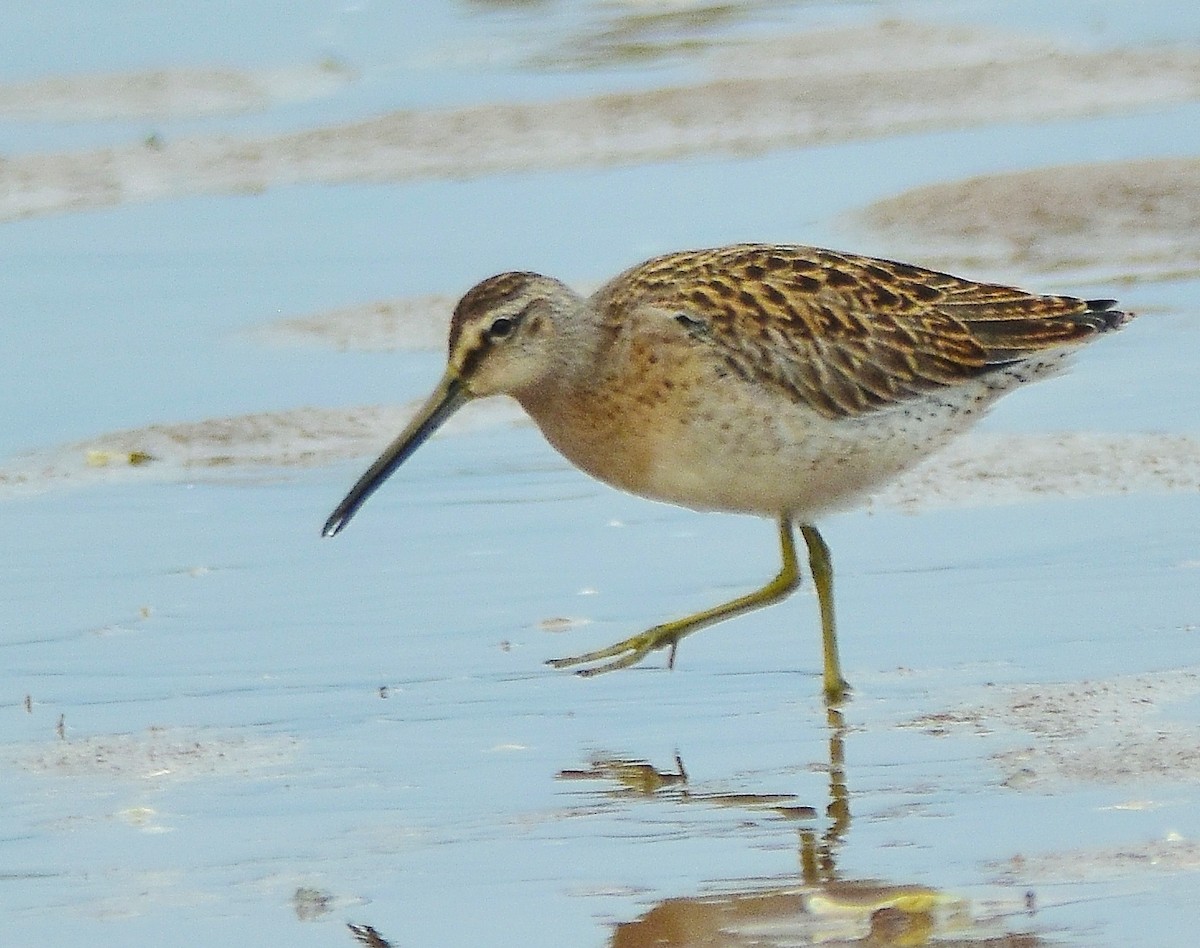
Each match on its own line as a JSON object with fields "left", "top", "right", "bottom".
{"left": 322, "top": 244, "right": 1128, "bottom": 702}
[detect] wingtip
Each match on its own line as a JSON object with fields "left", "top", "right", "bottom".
{"left": 1085, "top": 298, "right": 1133, "bottom": 331}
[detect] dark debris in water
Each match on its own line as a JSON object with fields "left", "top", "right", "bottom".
{"left": 347, "top": 922, "right": 393, "bottom": 948}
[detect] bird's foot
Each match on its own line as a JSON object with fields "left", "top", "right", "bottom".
{"left": 823, "top": 675, "right": 852, "bottom": 707}
{"left": 546, "top": 623, "right": 680, "bottom": 677}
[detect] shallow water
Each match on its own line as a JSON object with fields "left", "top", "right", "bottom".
{"left": 3, "top": 2, "right": 1199, "bottom": 946}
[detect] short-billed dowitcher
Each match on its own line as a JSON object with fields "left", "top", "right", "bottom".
{"left": 323, "top": 244, "right": 1129, "bottom": 702}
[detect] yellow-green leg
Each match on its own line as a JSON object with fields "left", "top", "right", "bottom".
{"left": 800, "top": 523, "right": 850, "bottom": 704}
{"left": 548, "top": 518, "right": 802, "bottom": 677}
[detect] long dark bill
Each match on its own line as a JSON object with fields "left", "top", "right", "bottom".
{"left": 322, "top": 370, "right": 470, "bottom": 537}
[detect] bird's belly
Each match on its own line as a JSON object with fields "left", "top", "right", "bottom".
{"left": 643, "top": 410, "right": 962, "bottom": 516}
{"left": 531, "top": 381, "right": 989, "bottom": 519}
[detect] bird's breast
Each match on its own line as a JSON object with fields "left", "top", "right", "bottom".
{"left": 515, "top": 332, "right": 991, "bottom": 519}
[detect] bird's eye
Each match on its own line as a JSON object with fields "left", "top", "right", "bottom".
{"left": 487, "top": 316, "right": 517, "bottom": 341}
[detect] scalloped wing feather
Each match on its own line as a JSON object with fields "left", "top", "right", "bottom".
{"left": 597, "top": 244, "right": 1127, "bottom": 419}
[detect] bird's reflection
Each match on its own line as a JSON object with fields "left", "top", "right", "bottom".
{"left": 559, "top": 749, "right": 816, "bottom": 819}
{"left": 558, "top": 708, "right": 1042, "bottom": 947}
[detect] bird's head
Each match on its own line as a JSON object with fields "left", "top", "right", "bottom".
{"left": 445, "top": 272, "right": 578, "bottom": 398}
{"left": 322, "top": 272, "right": 580, "bottom": 537}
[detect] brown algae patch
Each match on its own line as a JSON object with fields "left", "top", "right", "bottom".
{"left": 991, "top": 833, "right": 1200, "bottom": 885}
{"left": 6, "top": 21, "right": 1200, "bottom": 221}
{"left": 875, "top": 432, "right": 1200, "bottom": 512}
{"left": 16, "top": 726, "right": 298, "bottom": 781}
{"left": 907, "top": 669, "right": 1200, "bottom": 789}
{"left": 253, "top": 295, "right": 457, "bottom": 353}
{"left": 0, "top": 401, "right": 527, "bottom": 498}
{"left": 857, "top": 157, "right": 1200, "bottom": 284}
{"left": 1, "top": 414, "right": 1196, "bottom": 506}
{"left": 907, "top": 673, "right": 1200, "bottom": 911}
{"left": 0, "top": 62, "right": 352, "bottom": 122}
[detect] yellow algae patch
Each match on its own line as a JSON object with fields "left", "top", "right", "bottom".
{"left": 85, "top": 449, "right": 156, "bottom": 467}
